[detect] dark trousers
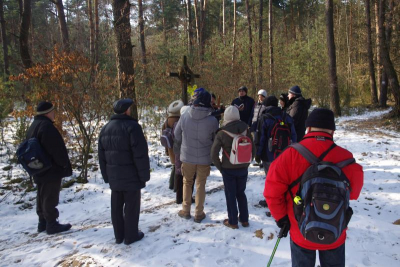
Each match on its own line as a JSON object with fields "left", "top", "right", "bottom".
{"left": 290, "top": 239, "right": 345, "bottom": 267}
{"left": 221, "top": 168, "right": 249, "bottom": 225}
{"left": 262, "top": 161, "right": 271, "bottom": 176}
{"left": 36, "top": 178, "right": 62, "bottom": 222}
{"left": 175, "top": 173, "right": 195, "bottom": 203}
{"left": 111, "top": 190, "right": 141, "bottom": 242}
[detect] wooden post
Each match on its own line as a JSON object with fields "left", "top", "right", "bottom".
{"left": 169, "top": 56, "right": 200, "bottom": 104}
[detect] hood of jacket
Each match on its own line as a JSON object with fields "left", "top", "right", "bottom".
{"left": 264, "top": 106, "right": 283, "bottom": 117}
{"left": 189, "top": 106, "right": 212, "bottom": 120}
{"left": 221, "top": 120, "right": 248, "bottom": 135}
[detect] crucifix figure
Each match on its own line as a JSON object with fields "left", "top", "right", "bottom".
{"left": 169, "top": 56, "right": 200, "bottom": 105}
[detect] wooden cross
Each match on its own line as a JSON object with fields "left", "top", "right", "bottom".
{"left": 169, "top": 56, "right": 200, "bottom": 105}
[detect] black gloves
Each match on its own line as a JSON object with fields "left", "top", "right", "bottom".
{"left": 255, "top": 155, "right": 261, "bottom": 164}
{"left": 276, "top": 215, "right": 290, "bottom": 238}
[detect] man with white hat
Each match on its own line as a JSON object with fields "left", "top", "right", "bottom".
{"left": 250, "top": 89, "right": 268, "bottom": 133}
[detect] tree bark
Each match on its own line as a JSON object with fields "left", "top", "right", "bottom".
{"left": 374, "top": 0, "right": 382, "bottom": 102}
{"left": 0, "top": 0, "right": 9, "bottom": 76}
{"left": 88, "top": 0, "right": 95, "bottom": 62}
{"left": 194, "top": 0, "right": 200, "bottom": 45}
{"left": 112, "top": 0, "right": 137, "bottom": 119}
{"left": 53, "top": 0, "right": 70, "bottom": 52}
{"left": 138, "top": 0, "right": 148, "bottom": 85}
{"left": 19, "top": 0, "right": 32, "bottom": 69}
{"left": 258, "top": 0, "right": 263, "bottom": 88}
{"left": 187, "top": 0, "right": 193, "bottom": 55}
{"left": 269, "top": 0, "right": 273, "bottom": 92}
{"left": 245, "top": 0, "right": 255, "bottom": 94}
{"left": 199, "top": 0, "right": 207, "bottom": 61}
{"left": 378, "top": 0, "right": 400, "bottom": 114}
{"left": 222, "top": 0, "right": 225, "bottom": 46}
{"left": 231, "top": 0, "right": 236, "bottom": 70}
{"left": 326, "top": 0, "right": 341, "bottom": 115}
{"left": 365, "top": 0, "right": 378, "bottom": 105}
{"left": 94, "top": 0, "right": 99, "bottom": 65}
{"left": 160, "top": 0, "right": 167, "bottom": 44}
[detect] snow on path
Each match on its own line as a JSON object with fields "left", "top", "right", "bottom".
{"left": 0, "top": 109, "right": 399, "bottom": 267}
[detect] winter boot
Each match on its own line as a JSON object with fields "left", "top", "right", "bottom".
{"left": 259, "top": 200, "right": 268, "bottom": 208}
{"left": 124, "top": 231, "right": 144, "bottom": 245}
{"left": 38, "top": 219, "right": 47, "bottom": 233}
{"left": 169, "top": 165, "right": 175, "bottom": 190}
{"left": 223, "top": 219, "right": 239, "bottom": 229}
{"left": 46, "top": 220, "right": 72, "bottom": 235}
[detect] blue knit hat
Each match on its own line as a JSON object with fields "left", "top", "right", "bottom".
{"left": 193, "top": 91, "right": 211, "bottom": 108}
{"left": 288, "top": 85, "right": 302, "bottom": 96}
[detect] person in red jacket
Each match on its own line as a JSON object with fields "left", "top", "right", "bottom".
{"left": 264, "top": 108, "right": 363, "bottom": 267}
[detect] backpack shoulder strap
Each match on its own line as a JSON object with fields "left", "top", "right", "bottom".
{"left": 221, "top": 130, "right": 237, "bottom": 138}
{"left": 318, "top": 143, "right": 337, "bottom": 161}
{"left": 336, "top": 158, "right": 355, "bottom": 168}
{"left": 290, "top": 143, "right": 319, "bottom": 164}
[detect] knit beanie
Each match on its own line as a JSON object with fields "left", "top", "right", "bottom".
{"left": 168, "top": 100, "right": 184, "bottom": 117}
{"left": 258, "top": 89, "right": 267, "bottom": 98}
{"left": 36, "top": 101, "right": 54, "bottom": 115}
{"left": 238, "top": 86, "right": 248, "bottom": 93}
{"left": 263, "top": 95, "right": 278, "bottom": 107}
{"left": 223, "top": 105, "right": 240, "bottom": 126}
{"left": 305, "top": 108, "right": 336, "bottom": 131}
{"left": 193, "top": 87, "right": 205, "bottom": 98}
{"left": 193, "top": 91, "right": 212, "bottom": 108}
{"left": 288, "top": 85, "right": 302, "bottom": 96}
{"left": 113, "top": 98, "right": 133, "bottom": 114}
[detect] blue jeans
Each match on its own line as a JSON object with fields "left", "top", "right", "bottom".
{"left": 290, "top": 239, "right": 345, "bottom": 267}
{"left": 221, "top": 168, "right": 249, "bottom": 225}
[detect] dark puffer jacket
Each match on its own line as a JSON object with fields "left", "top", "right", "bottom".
{"left": 98, "top": 114, "right": 150, "bottom": 191}
{"left": 26, "top": 116, "right": 72, "bottom": 184}
{"left": 211, "top": 120, "right": 255, "bottom": 171}
{"left": 231, "top": 95, "right": 255, "bottom": 126}
{"left": 286, "top": 96, "right": 312, "bottom": 142}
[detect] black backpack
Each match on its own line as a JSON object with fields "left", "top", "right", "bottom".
{"left": 16, "top": 124, "right": 52, "bottom": 176}
{"left": 265, "top": 112, "right": 291, "bottom": 159}
{"left": 288, "top": 142, "right": 355, "bottom": 245}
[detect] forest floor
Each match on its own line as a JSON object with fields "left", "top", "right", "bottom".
{"left": 0, "top": 108, "right": 399, "bottom": 267}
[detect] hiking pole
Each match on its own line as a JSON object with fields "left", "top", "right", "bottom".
{"left": 267, "top": 223, "right": 289, "bottom": 267}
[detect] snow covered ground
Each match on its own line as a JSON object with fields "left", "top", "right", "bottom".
{"left": 0, "top": 108, "right": 399, "bottom": 267}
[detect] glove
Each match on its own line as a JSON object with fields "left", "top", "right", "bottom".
{"left": 255, "top": 155, "right": 261, "bottom": 164}
{"left": 276, "top": 215, "right": 290, "bottom": 238}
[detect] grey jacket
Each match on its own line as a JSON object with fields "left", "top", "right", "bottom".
{"left": 174, "top": 106, "right": 219, "bottom": 165}
{"left": 211, "top": 120, "right": 255, "bottom": 171}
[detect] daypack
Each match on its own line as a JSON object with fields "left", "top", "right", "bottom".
{"left": 264, "top": 112, "right": 291, "bottom": 159}
{"left": 160, "top": 120, "right": 174, "bottom": 149}
{"left": 288, "top": 142, "right": 355, "bottom": 245}
{"left": 222, "top": 129, "right": 252, "bottom": 165}
{"left": 16, "top": 124, "right": 52, "bottom": 176}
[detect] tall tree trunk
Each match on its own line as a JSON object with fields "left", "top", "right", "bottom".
{"left": 160, "top": 0, "right": 167, "bottom": 44}
{"left": 112, "top": 0, "right": 137, "bottom": 119}
{"left": 94, "top": 0, "right": 99, "bottom": 65}
{"left": 378, "top": 0, "right": 400, "bottom": 114}
{"left": 187, "top": 0, "right": 193, "bottom": 55}
{"left": 326, "top": 0, "right": 341, "bottom": 115}
{"left": 88, "top": 0, "right": 95, "bottom": 62}
{"left": 365, "top": 0, "right": 378, "bottom": 105}
{"left": 258, "top": 0, "right": 263, "bottom": 88}
{"left": 53, "top": 0, "right": 70, "bottom": 52}
{"left": 199, "top": 0, "right": 207, "bottom": 61}
{"left": 138, "top": 0, "right": 148, "bottom": 85}
{"left": 194, "top": 0, "right": 200, "bottom": 45}
{"left": 222, "top": 0, "right": 225, "bottom": 46}
{"left": 269, "top": 0, "right": 273, "bottom": 92}
{"left": 19, "top": 0, "right": 32, "bottom": 69}
{"left": 0, "top": 0, "right": 9, "bottom": 76}
{"left": 231, "top": 0, "right": 236, "bottom": 70}
{"left": 245, "top": 0, "right": 255, "bottom": 94}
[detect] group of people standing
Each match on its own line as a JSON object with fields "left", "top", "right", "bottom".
{"left": 25, "top": 83, "right": 363, "bottom": 266}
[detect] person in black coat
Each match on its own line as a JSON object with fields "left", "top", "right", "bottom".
{"left": 98, "top": 98, "right": 150, "bottom": 245}
{"left": 231, "top": 86, "right": 255, "bottom": 126}
{"left": 286, "top": 85, "right": 312, "bottom": 142}
{"left": 26, "top": 101, "right": 72, "bottom": 235}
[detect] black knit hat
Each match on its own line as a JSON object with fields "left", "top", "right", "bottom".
{"left": 305, "top": 108, "right": 336, "bottom": 131}
{"left": 36, "top": 101, "right": 54, "bottom": 115}
{"left": 113, "top": 98, "right": 133, "bottom": 114}
{"left": 238, "top": 86, "right": 248, "bottom": 93}
{"left": 193, "top": 91, "right": 212, "bottom": 108}
{"left": 263, "top": 95, "right": 278, "bottom": 107}
{"left": 288, "top": 85, "right": 302, "bottom": 96}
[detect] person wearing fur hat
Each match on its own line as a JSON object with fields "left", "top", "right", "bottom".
{"left": 263, "top": 108, "right": 363, "bottom": 267}
{"left": 211, "top": 106, "right": 255, "bottom": 229}
{"left": 98, "top": 98, "right": 150, "bottom": 245}
{"left": 162, "top": 100, "right": 185, "bottom": 190}
{"left": 231, "top": 86, "right": 255, "bottom": 126}
{"left": 26, "top": 101, "right": 72, "bottom": 235}
{"left": 174, "top": 90, "right": 219, "bottom": 223}
{"left": 286, "top": 85, "right": 312, "bottom": 142}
